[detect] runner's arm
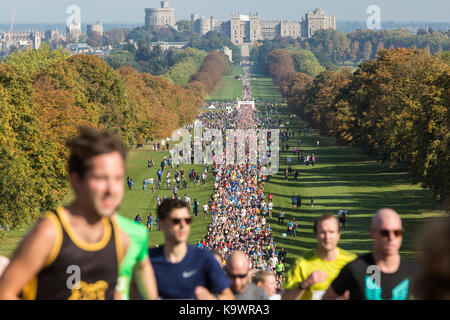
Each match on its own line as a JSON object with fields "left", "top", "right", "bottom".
{"left": 322, "top": 286, "right": 341, "bottom": 300}
{"left": 134, "top": 257, "right": 158, "bottom": 300}
{"left": 217, "top": 287, "right": 234, "bottom": 300}
{"left": 322, "top": 265, "right": 350, "bottom": 300}
{"left": 0, "top": 217, "right": 56, "bottom": 299}
{"left": 195, "top": 286, "right": 235, "bottom": 300}
{"left": 282, "top": 286, "right": 306, "bottom": 300}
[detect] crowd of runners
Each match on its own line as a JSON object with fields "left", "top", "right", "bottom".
{"left": 198, "top": 103, "right": 285, "bottom": 289}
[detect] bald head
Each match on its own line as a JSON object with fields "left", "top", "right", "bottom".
{"left": 226, "top": 251, "right": 250, "bottom": 294}
{"left": 227, "top": 251, "right": 249, "bottom": 271}
{"left": 371, "top": 208, "right": 403, "bottom": 257}
{"left": 371, "top": 208, "right": 402, "bottom": 230}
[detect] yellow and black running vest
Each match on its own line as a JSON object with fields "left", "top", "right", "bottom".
{"left": 22, "top": 206, "right": 123, "bottom": 300}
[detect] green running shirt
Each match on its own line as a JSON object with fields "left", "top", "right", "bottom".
{"left": 116, "top": 214, "right": 149, "bottom": 300}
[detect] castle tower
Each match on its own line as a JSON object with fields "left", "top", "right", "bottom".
{"left": 145, "top": 1, "right": 176, "bottom": 28}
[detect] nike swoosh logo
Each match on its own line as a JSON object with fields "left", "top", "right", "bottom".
{"left": 182, "top": 269, "right": 197, "bottom": 278}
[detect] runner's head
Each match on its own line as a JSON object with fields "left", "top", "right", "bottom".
{"left": 253, "top": 270, "right": 277, "bottom": 297}
{"left": 67, "top": 126, "right": 126, "bottom": 218}
{"left": 225, "top": 251, "right": 250, "bottom": 294}
{"left": 370, "top": 208, "right": 403, "bottom": 256}
{"left": 158, "top": 199, "right": 192, "bottom": 245}
{"left": 313, "top": 214, "right": 341, "bottom": 252}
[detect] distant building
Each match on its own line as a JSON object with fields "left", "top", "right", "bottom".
{"left": 191, "top": 14, "right": 222, "bottom": 35}
{"left": 145, "top": 1, "right": 177, "bottom": 29}
{"left": 87, "top": 21, "right": 104, "bottom": 37}
{"left": 66, "top": 21, "right": 81, "bottom": 42}
{"left": 147, "top": 41, "right": 188, "bottom": 51}
{"left": 191, "top": 8, "right": 336, "bottom": 45}
{"left": 221, "top": 46, "right": 233, "bottom": 63}
{"left": 301, "top": 8, "right": 336, "bottom": 38}
{"left": 0, "top": 31, "right": 42, "bottom": 51}
{"left": 45, "top": 29, "right": 61, "bottom": 41}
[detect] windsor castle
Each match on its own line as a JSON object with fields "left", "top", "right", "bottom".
{"left": 145, "top": 2, "right": 336, "bottom": 45}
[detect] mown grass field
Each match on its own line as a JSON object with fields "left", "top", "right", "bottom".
{"left": 0, "top": 141, "right": 216, "bottom": 258}
{"left": 250, "top": 69, "right": 447, "bottom": 270}
{"left": 250, "top": 66, "right": 284, "bottom": 103}
{"left": 206, "top": 65, "right": 243, "bottom": 101}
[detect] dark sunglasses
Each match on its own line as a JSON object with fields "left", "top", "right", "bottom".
{"left": 379, "top": 229, "right": 403, "bottom": 237}
{"left": 227, "top": 271, "right": 248, "bottom": 279}
{"left": 171, "top": 217, "right": 193, "bottom": 225}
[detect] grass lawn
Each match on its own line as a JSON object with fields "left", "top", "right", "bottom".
{"left": 250, "top": 66, "right": 284, "bottom": 103}
{"left": 0, "top": 141, "right": 216, "bottom": 258}
{"left": 207, "top": 65, "right": 243, "bottom": 101}
{"left": 250, "top": 68, "right": 447, "bottom": 270}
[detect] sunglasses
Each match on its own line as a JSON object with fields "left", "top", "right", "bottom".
{"left": 227, "top": 271, "right": 248, "bottom": 279}
{"left": 171, "top": 217, "right": 193, "bottom": 225}
{"left": 379, "top": 229, "right": 403, "bottom": 237}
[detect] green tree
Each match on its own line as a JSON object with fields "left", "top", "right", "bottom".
{"left": 5, "top": 43, "right": 69, "bottom": 73}
{"left": 362, "top": 41, "right": 372, "bottom": 61}
{"left": 176, "top": 20, "right": 192, "bottom": 33}
{"left": 288, "top": 48, "right": 325, "bottom": 77}
{"left": 349, "top": 40, "right": 360, "bottom": 66}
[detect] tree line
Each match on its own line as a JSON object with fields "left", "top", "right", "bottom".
{"left": 252, "top": 28, "right": 450, "bottom": 70}
{"left": 105, "top": 46, "right": 207, "bottom": 86}
{"left": 0, "top": 44, "right": 230, "bottom": 237}
{"left": 264, "top": 47, "right": 449, "bottom": 204}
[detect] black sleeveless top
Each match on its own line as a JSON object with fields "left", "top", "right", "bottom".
{"left": 22, "top": 207, "right": 122, "bottom": 300}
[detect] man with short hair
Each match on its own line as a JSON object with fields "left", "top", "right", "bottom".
{"left": 323, "top": 208, "right": 417, "bottom": 300}
{"left": 0, "top": 127, "right": 130, "bottom": 300}
{"left": 282, "top": 214, "right": 356, "bottom": 300}
{"left": 148, "top": 199, "right": 234, "bottom": 300}
{"left": 225, "top": 251, "right": 268, "bottom": 300}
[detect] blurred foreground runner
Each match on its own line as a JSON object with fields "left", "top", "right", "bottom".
{"left": 0, "top": 127, "right": 129, "bottom": 300}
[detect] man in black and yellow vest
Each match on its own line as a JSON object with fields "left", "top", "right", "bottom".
{"left": 0, "top": 127, "right": 130, "bottom": 300}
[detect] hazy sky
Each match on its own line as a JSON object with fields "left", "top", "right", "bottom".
{"left": 1, "top": 0, "right": 449, "bottom": 23}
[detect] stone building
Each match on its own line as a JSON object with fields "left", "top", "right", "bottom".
{"left": 220, "top": 46, "right": 233, "bottom": 63}
{"left": 87, "top": 21, "right": 104, "bottom": 37}
{"left": 66, "top": 21, "right": 82, "bottom": 42}
{"left": 0, "top": 31, "right": 42, "bottom": 51}
{"left": 145, "top": 1, "right": 176, "bottom": 29}
{"left": 191, "top": 8, "right": 336, "bottom": 45}
{"left": 191, "top": 14, "right": 222, "bottom": 35}
{"left": 301, "top": 8, "right": 336, "bottom": 38}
